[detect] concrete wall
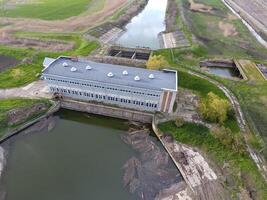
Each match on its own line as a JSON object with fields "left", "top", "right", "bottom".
{"left": 61, "top": 99, "right": 153, "bottom": 123}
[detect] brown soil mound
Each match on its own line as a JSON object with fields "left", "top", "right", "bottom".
{"left": 219, "top": 21, "right": 238, "bottom": 37}
{"left": 188, "top": 0, "right": 213, "bottom": 13}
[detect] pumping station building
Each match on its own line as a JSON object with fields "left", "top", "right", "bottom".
{"left": 42, "top": 56, "right": 177, "bottom": 113}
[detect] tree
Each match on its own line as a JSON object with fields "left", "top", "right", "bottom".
{"left": 200, "top": 92, "right": 230, "bottom": 124}
{"left": 146, "top": 55, "right": 168, "bottom": 70}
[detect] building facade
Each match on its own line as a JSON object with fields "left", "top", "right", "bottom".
{"left": 42, "top": 56, "right": 177, "bottom": 113}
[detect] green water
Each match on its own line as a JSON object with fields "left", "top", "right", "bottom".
{"left": 0, "top": 110, "right": 137, "bottom": 200}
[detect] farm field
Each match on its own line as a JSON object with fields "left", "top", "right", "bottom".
{"left": 0, "top": 0, "right": 100, "bottom": 20}
{"left": 0, "top": 33, "right": 99, "bottom": 88}
{"left": 0, "top": 0, "right": 127, "bottom": 33}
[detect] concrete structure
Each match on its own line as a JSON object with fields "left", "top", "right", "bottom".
{"left": 42, "top": 56, "right": 177, "bottom": 113}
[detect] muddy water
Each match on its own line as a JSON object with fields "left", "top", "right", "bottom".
{"left": 115, "top": 0, "right": 168, "bottom": 49}
{"left": 208, "top": 66, "right": 240, "bottom": 78}
{"left": 0, "top": 110, "right": 181, "bottom": 200}
{"left": 0, "top": 55, "right": 19, "bottom": 72}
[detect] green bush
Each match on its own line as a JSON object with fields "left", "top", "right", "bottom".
{"left": 175, "top": 118, "right": 184, "bottom": 128}
{"left": 200, "top": 92, "right": 230, "bottom": 124}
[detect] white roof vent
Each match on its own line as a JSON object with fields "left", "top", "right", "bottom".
{"left": 63, "top": 62, "right": 68, "bottom": 67}
{"left": 70, "top": 67, "right": 77, "bottom": 72}
{"left": 86, "top": 65, "right": 92, "bottom": 70}
{"left": 122, "top": 70, "right": 128, "bottom": 75}
{"left": 107, "top": 72, "right": 114, "bottom": 77}
{"left": 134, "top": 76, "right": 140, "bottom": 81}
{"left": 149, "top": 74, "right": 155, "bottom": 79}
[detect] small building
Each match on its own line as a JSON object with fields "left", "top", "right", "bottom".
{"left": 42, "top": 56, "right": 177, "bottom": 113}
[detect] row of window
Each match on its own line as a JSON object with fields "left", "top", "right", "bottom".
{"left": 46, "top": 77, "right": 160, "bottom": 97}
{"left": 51, "top": 87, "right": 158, "bottom": 108}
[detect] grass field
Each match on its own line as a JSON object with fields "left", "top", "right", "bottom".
{"left": 235, "top": 60, "right": 266, "bottom": 81}
{"left": 0, "top": 98, "right": 51, "bottom": 137}
{"left": 179, "top": 0, "right": 267, "bottom": 59}
{"left": 159, "top": 121, "right": 267, "bottom": 199}
{"left": 178, "top": 70, "right": 226, "bottom": 99}
{"left": 0, "top": 33, "right": 99, "bottom": 88}
{"left": 0, "top": 0, "right": 93, "bottom": 20}
{"left": 16, "top": 32, "right": 100, "bottom": 56}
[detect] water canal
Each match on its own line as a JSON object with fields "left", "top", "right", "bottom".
{"left": 0, "top": 110, "right": 181, "bottom": 200}
{"left": 208, "top": 67, "right": 240, "bottom": 78}
{"left": 115, "top": 0, "right": 168, "bottom": 49}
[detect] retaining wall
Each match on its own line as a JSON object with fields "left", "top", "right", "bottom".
{"left": 61, "top": 99, "right": 153, "bottom": 123}
{"left": 0, "top": 101, "right": 60, "bottom": 144}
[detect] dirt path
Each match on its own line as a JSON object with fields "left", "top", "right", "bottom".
{"left": 0, "top": 0, "right": 127, "bottom": 33}
{"left": 0, "top": 80, "right": 51, "bottom": 99}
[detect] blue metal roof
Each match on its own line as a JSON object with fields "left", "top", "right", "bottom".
{"left": 42, "top": 56, "right": 177, "bottom": 91}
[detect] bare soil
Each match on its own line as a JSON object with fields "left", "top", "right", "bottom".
{"left": 188, "top": 0, "right": 213, "bottom": 13}
{"left": 219, "top": 21, "right": 238, "bottom": 37}
{"left": 0, "top": 31, "right": 74, "bottom": 51}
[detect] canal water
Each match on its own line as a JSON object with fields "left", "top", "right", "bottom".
{"left": 0, "top": 110, "right": 138, "bottom": 200}
{"left": 115, "top": 0, "right": 168, "bottom": 49}
{"left": 208, "top": 67, "right": 239, "bottom": 78}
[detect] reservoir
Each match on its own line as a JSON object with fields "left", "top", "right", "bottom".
{"left": 0, "top": 110, "right": 181, "bottom": 200}
{"left": 115, "top": 0, "right": 168, "bottom": 49}
{"left": 208, "top": 67, "right": 239, "bottom": 78}
{"left": 0, "top": 110, "right": 137, "bottom": 200}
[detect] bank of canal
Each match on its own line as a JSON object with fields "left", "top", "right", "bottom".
{"left": 0, "top": 109, "right": 182, "bottom": 200}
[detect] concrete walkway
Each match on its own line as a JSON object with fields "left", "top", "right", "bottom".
{"left": 0, "top": 80, "right": 52, "bottom": 99}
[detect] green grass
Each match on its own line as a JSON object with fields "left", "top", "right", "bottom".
{"left": 236, "top": 60, "right": 266, "bottom": 81}
{"left": 0, "top": 0, "right": 93, "bottom": 20}
{"left": 0, "top": 33, "right": 99, "bottom": 88}
{"left": 178, "top": 70, "right": 226, "bottom": 99}
{"left": 0, "top": 98, "right": 51, "bottom": 137}
{"left": 85, "top": 0, "right": 105, "bottom": 14}
{"left": 0, "top": 63, "right": 41, "bottom": 89}
{"left": 15, "top": 32, "right": 100, "bottom": 56}
{"left": 159, "top": 121, "right": 267, "bottom": 199}
{"left": 224, "top": 115, "right": 240, "bottom": 133}
{"left": 156, "top": 0, "right": 267, "bottom": 161}
{"left": 222, "top": 79, "right": 267, "bottom": 158}
{"left": 180, "top": 0, "right": 267, "bottom": 59}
